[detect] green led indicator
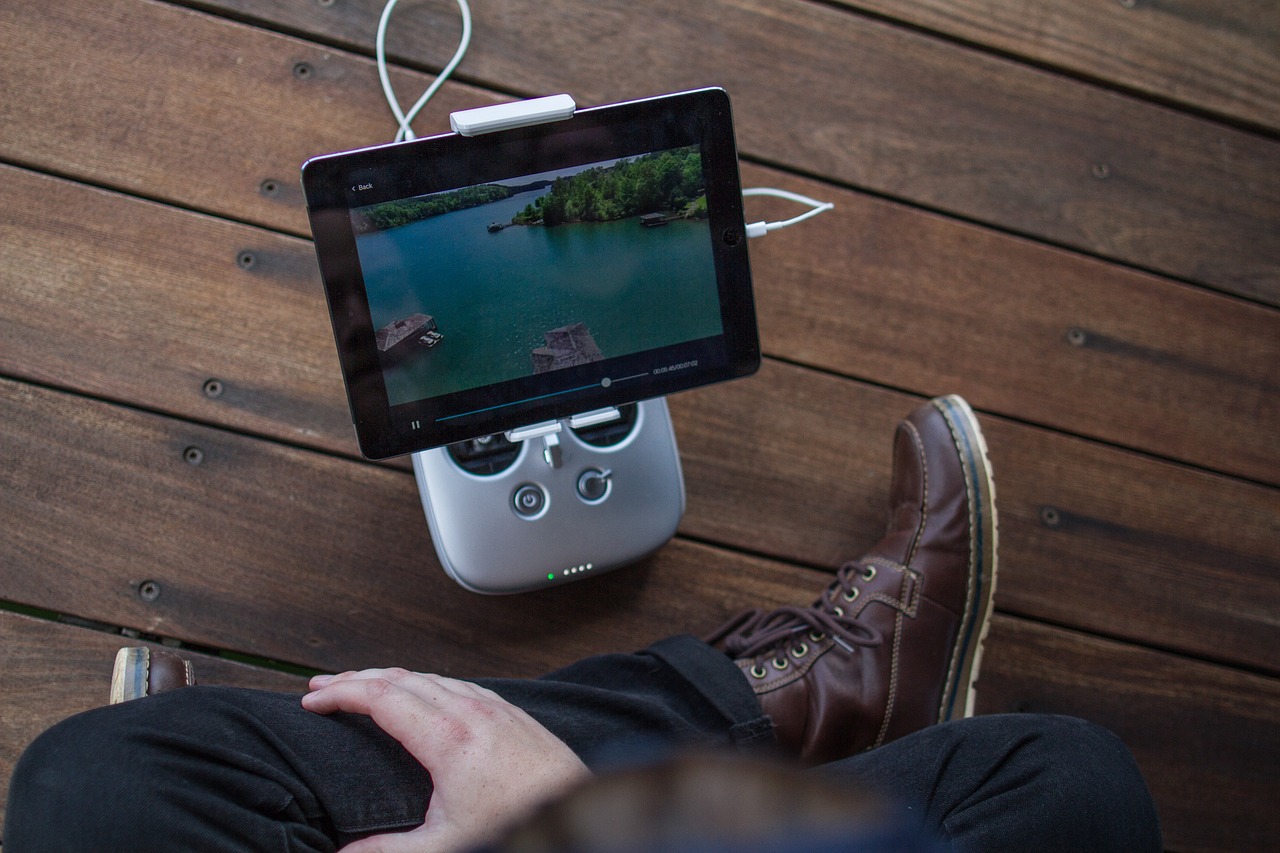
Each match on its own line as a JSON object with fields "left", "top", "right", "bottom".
{"left": 547, "top": 573, "right": 555, "bottom": 580}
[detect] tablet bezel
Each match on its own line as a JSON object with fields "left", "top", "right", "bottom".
{"left": 302, "top": 88, "right": 758, "bottom": 460}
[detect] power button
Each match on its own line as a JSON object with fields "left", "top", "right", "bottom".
{"left": 511, "top": 484, "right": 547, "bottom": 518}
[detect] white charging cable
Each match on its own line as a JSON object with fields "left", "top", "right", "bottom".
{"left": 742, "top": 187, "right": 834, "bottom": 238}
{"left": 377, "top": 0, "right": 473, "bottom": 142}
{"left": 374, "top": 2, "right": 832, "bottom": 235}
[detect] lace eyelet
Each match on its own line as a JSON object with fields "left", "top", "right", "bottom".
{"left": 772, "top": 656, "right": 789, "bottom": 671}
{"left": 861, "top": 565, "right": 877, "bottom": 582}
{"left": 809, "top": 631, "right": 825, "bottom": 643}
{"left": 791, "top": 642, "right": 809, "bottom": 659}
{"left": 842, "top": 587, "right": 860, "bottom": 602}
{"left": 833, "top": 605, "right": 844, "bottom": 617}
{"left": 750, "top": 664, "right": 767, "bottom": 679}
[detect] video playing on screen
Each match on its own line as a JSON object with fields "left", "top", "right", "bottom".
{"left": 303, "top": 87, "right": 758, "bottom": 459}
{"left": 351, "top": 145, "right": 724, "bottom": 408}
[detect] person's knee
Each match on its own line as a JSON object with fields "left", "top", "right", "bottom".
{"left": 5, "top": 700, "right": 147, "bottom": 848}
{"left": 948, "top": 714, "right": 1162, "bottom": 852}
{"left": 1009, "top": 716, "right": 1152, "bottom": 801}
{"left": 5, "top": 687, "right": 294, "bottom": 850}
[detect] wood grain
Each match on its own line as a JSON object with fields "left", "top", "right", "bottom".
{"left": 0, "top": 0, "right": 505, "bottom": 237}
{"left": 0, "top": 164, "right": 357, "bottom": 456}
{"left": 5, "top": 157, "right": 1276, "bottom": 486}
{"left": 738, "top": 162, "right": 1280, "bottom": 485}
{"left": 672, "top": 363, "right": 1280, "bottom": 675}
{"left": 3, "top": 371, "right": 1276, "bottom": 678}
{"left": 1, "top": 0, "right": 1277, "bottom": 848}
{"left": 837, "top": 0, "right": 1280, "bottom": 133}
{"left": 163, "top": 0, "right": 1280, "bottom": 302}
{"left": 0, "top": 377, "right": 822, "bottom": 678}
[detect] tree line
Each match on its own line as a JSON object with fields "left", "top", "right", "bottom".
{"left": 353, "top": 184, "right": 514, "bottom": 232}
{"left": 512, "top": 147, "right": 704, "bottom": 226}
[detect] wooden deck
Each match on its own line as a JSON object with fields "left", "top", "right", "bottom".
{"left": 1, "top": 1, "right": 1276, "bottom": 849}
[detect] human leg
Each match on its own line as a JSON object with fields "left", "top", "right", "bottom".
{"left": 810, "top": 713, "right": 1162, "bottom": 852}
{"left": 3, "top": 637, "right": 766, "bottom": 852}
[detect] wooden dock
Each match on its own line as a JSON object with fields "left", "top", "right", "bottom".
{"left": 1, "top": 1, "right": 1276, "bottom": 848}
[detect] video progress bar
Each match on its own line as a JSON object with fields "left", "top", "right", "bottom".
{"left": 435, "top": 373, "right": 650, "bottom": 423}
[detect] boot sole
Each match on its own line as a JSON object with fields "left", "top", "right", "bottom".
{"left": 931, "top": 395, "right": 999, "bottom": 721}
{"left": 109, "top": 647, "right": 150, "bottom": 705}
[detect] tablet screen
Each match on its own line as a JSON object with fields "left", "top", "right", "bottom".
{"left": 303, "top": 88, "right": 758, "bottom": 459}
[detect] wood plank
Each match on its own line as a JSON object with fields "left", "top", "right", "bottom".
{"left": 979, "top": 614, "right": 1280, "bottom": 853}
{"left": 162, "top": 0, "right": 1280, "bottom": 303}
{"left": 835, "top": 0, "right": 1280, "bottom": 133}
{"left": 0, "top": 164, "right": 358, "bottom": 458}
{"left": 0, "top": 609, "right": 308, "bottom": 832}
{"left": 1, "top": 0, "right": 1277, "bottom": 304}
{"left": 738, "top": 162, "right": 1280, "bottom": 485}
{"left": 5, "top": 151, "right": 1278, "bottom": 486}
{"left": 2, "top": 371, "right": 1276, "bottom": 679}
{"left": 0, "top": 3, "right": 1272, "bottom": 849}
{"left": 673, "top": 362, "right": 1280, "bottom": 676}
{"left": 3, "top": 166, "right": 1275, "bottom": 672}
{"left": 0, "top": 0, "right": 504, "bottom": 237}
{"left": 0, "top": 376, "right": 821, "bottom": 678}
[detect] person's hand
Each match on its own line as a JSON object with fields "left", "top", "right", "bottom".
{"left": 302, "top": 668, "right": 591, "bottom": 853}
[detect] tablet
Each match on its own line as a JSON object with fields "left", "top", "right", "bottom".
{"left": 302, "top": 87, "right": 759, "bottom": 460}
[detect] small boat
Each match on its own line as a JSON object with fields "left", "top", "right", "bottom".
{"left": 418, "top": 330, "right": 444, "bottom": 348}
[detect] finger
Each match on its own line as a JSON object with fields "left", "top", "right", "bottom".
{"left": 308, "top": 670, "right": 504, "bottom": 716}
{"left": 302, "top": 677, "right": 451, "bottom": 758}
{"left": 310, "top": 667, "right": 417, "bottom": 688}
{"left": 308, "top": 672, "right": 339, "bottom": 690}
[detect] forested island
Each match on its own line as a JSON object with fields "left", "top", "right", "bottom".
{"left": 353, "top": 180, "right": 552, "bottom": 232}
{"left": 512, "top": 147, "right": 705, "bottom": 226}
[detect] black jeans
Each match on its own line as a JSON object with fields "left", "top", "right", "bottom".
{"left": 5, "top": 636, "right": 1160, "bottom": 851}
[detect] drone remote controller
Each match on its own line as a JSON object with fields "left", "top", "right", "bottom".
{"left": 411, "top": 399, "right": 684, "bottom": 593}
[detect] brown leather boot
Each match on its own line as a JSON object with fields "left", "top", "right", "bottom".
{"left": 109, "top": 646, "right": 196, "bottom": 704}
{"left": 707, "top": 395, "right": 998, "bottom": 765}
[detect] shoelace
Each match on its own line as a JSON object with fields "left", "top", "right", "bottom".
{"left": 706, "top": 561, "right": 884, "bottom": 659}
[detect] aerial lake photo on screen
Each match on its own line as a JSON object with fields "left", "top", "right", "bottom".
{"left": 352, "top": 147, "right": 724, "bottom": 406}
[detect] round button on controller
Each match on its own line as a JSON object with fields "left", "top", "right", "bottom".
{"left": 576, "top": 468, "right": 612, "bottom": 503}
{"left": 511, "top": 483, "right": 547, "bottom": 518}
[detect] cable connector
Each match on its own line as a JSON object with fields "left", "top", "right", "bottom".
{"left": 742, "top": 187, "right": 834, "bottom": 238}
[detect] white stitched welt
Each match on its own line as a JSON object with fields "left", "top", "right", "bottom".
{"left": 873, "top": 609, "right": 904, "bottom": 748}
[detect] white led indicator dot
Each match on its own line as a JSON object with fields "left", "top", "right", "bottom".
{"left": 601, "top": 378, "right": 612, "bottom": 388}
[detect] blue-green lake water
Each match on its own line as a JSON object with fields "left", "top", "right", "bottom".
{"left": 355, "top": 189, "right": 723, "bottom": 405}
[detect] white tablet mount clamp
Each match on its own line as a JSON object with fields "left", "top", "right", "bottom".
{"left": 410, "top": 96, "right": 686, "bottom": 594}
